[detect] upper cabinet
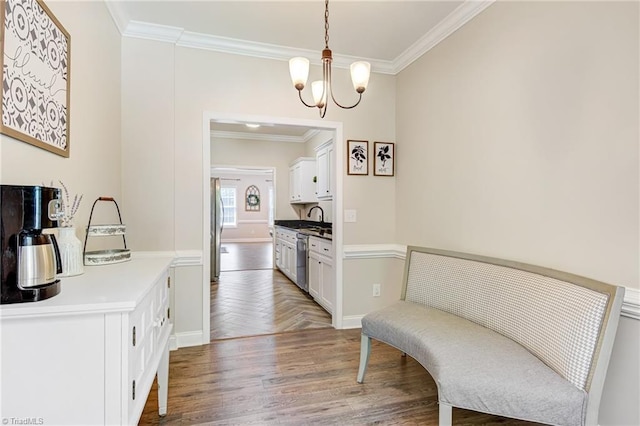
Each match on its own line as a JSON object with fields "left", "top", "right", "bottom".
{"left": 289, "top": 157, "right": 316, "bottom": 204}
{"left": 315, "top": 141, "right": 334, "bottom": 201}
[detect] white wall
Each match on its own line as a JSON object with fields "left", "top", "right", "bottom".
{"left": 211, "top": 137, "right": 306, "bottom": 222}
{"left": 212, "top": 171, "right": 273, "bottom": 242}
{"left": 395, "top": 2, "right": 639, "bottom": 424}
{"left": 1, "top": 1, "right": 121, "bottom": 238}
{"left": 121, "top": 40, "right": 397, "bottom": 341}
{"left": 121, "top": 38, "right": 174, "bottom": 251}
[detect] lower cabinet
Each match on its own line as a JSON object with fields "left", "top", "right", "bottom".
{"left": 275, "top": 226, "right": 297, "bottom": 284}
{"left": 308, "top": 237, "right": 334, "bottom": 314}
{"left": 0, "top": 257, "right": 173, "bottom": 425}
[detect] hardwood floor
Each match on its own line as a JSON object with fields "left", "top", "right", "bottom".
{"left": 140, "top": 242, "right": 540, "bottom": 424}
{"left": 140, "top": 328, "right": 540, "bottom": 425}
{"left": 210, "top": 269, "right": 332, "bottom": 340}
{"left": 220, "top": 242, "right": 273, "bottom": 272}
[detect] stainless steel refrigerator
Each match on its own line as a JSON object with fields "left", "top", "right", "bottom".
{"left": 210, "top": 177, "right": 223, "bottom": 281}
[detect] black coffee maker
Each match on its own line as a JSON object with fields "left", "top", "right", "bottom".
{"left": 1, "top": 185, "right": 63, "bottom": 304}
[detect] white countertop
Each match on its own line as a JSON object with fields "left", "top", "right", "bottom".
{"left": 0, "top": 255, "right": 174, "bottom": 319}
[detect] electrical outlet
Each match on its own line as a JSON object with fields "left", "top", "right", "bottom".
{"left": 373, "top": 283, "right": 381, "bottom": 297}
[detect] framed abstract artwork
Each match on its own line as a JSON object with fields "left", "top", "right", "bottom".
{"left": 374, "top": 142, "right": 395, "bottom": 176}
{"left": 347, "top": 139, "right": 368, "bottom": 175}
{"left": 1, "top": 0, "right": 71, "bottom": 157}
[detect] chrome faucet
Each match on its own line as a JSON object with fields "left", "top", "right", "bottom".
{"left": 307, "top": 206, "right": 324, "bottom": 223}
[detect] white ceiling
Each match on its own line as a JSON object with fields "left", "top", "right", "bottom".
{"left": 106, "top": 0, "right": 494, "bottom": 138}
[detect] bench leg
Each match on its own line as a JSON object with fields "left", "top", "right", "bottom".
{"left": 439, "top": 402, "right": 452, "bottom": 426}
{"left": 356, "top": 334, "right": 371, "bottom": 384}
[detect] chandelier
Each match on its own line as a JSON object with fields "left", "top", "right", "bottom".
{"left": 288, "top": 0, "right": 371, "bottom": 118}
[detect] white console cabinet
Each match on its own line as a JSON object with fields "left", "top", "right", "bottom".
{"left": 0, "top": 256, "right": 173, "bottom": 425}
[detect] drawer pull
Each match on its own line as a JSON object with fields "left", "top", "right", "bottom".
{"left": 132, "top": 380, "right": 136, "bottom": 400}
{"left": 132, "top": 326, "right": 136, "bottom": 346}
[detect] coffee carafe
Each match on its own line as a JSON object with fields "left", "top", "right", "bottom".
{"left": 1, "top": 185, "right": 63, "bottom": 304}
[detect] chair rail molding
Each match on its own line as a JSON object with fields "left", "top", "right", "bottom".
{"left": 343, "top": 244, "right": 639, "bottom": 321}
{"left": 132, "top": 250, "right": 202, "bottom": 267}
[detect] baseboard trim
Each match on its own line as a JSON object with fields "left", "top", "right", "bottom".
{"left": 170, "top": 330, "right": 206, "bottom": 349}
{"left": 341, "top": 315, "right": 364, "bottom": 329}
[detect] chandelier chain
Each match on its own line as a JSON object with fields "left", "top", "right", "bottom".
{"left": 324, "top": 0, "right": 330, "bottom": 49}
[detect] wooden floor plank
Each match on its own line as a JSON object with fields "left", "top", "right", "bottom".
{"left": 142, "top": 244, "right": 541, "bottom": 424}
{"left": 211, "top": 268, "right": 332, "bottom": 341}
{"left": 140, "top": 328, "right": 541, "bottom": 425}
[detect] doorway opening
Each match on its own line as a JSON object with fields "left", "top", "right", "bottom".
{"left": 206, "top": 116, "right": 343, "bottom": 341}
{"left": 210, "top": 167, "right": 275, "bottom": 276}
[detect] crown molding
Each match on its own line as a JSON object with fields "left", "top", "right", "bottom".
{"left": 392, "top": 0, "right": 495, "bottom": 73}
{"left": 211, "top": 128, "right": 320, "bottom": 144}
{"left": 103, "top": 0, "right": 128, "bottom": 35}
{"left": 107, "top": 0, "right": 491, "bottom": 75}
{"left": 124, "top": 20, "right": 184, "bottom": 43}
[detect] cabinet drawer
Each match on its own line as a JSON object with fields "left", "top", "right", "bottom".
{"left": 309, "top": 238, "right": 320, "bottom": 253}
{"left": 309, "top": 237, "right": 333, "bottom": 258}
{"left": 319, "top": 240, "right": 333, "bottom": 258}
{"left": 128, "top": 270, "right": 170, "bottom": 405}
{"left": 128, "top": 290, "right": 154, "bottom": 401}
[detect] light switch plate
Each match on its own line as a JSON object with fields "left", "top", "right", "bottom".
{"left": 344, "top": 209, "right": 357, "bottom": 223}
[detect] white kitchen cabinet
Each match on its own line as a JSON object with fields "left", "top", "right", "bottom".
{"left": 319, "top": 256, "right": 334, "bottom": 312}
{"left": 289, "top": 157, "right": 316, "bottom": 204}
{"left": 308, "top": 250, "right": 321, "bottom": 300}
{"left": 315, "top": 141, "right": 334, "bottom": 200}
{"left": 0, "top": 256, "right": 173, "bottom": 425}
{"left": 274, "top": 238, "right": 282, "bottom": 269}
{"left": 308, "top": 236, "right": 334, "bottom": 314}
{"left": 275, "top": 226, "right": 297, "bottom": 284}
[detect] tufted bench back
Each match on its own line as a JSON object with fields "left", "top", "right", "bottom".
{"left": 402, "top": 247, "right": 622, "bottom": 391}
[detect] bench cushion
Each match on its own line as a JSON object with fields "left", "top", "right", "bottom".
{"left": 362, "top": 301, "right": 587, "bottom": 426}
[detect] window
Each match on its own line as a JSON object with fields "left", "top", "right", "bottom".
{"left": 220, "top": 187, "right": 237, "bottom": 227}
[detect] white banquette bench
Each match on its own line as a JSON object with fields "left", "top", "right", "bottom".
{"left": 357, "top": 246, "right": 624, "bottom": 426}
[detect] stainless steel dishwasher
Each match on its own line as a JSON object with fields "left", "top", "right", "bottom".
{"left": 295, "top": 233, "right": 309, "bottom": 292}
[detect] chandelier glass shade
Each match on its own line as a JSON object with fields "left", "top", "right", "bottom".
{"left": 288, "top": 0, "right": 371, "bottom": 118}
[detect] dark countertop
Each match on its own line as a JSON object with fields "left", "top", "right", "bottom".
{"left": 274, "top": 220, "right": 332, "bottom": 241}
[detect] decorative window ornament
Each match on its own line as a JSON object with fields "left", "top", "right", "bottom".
{"left": 245, "top": 185, "right": 260, "bottom": 211}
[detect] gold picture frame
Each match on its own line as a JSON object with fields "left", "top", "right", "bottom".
{"left": 1, "top": 0, "right": 71, "bottom": 157}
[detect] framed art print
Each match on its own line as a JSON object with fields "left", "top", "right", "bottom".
{"left": 347, "top": 140, "right": 368, "bottom": 175}
{"left": 374, "top": 142, "right": 395, "bottom": 176}
{"left": 1, "top": 0, "right": 71, "bottom": 157}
